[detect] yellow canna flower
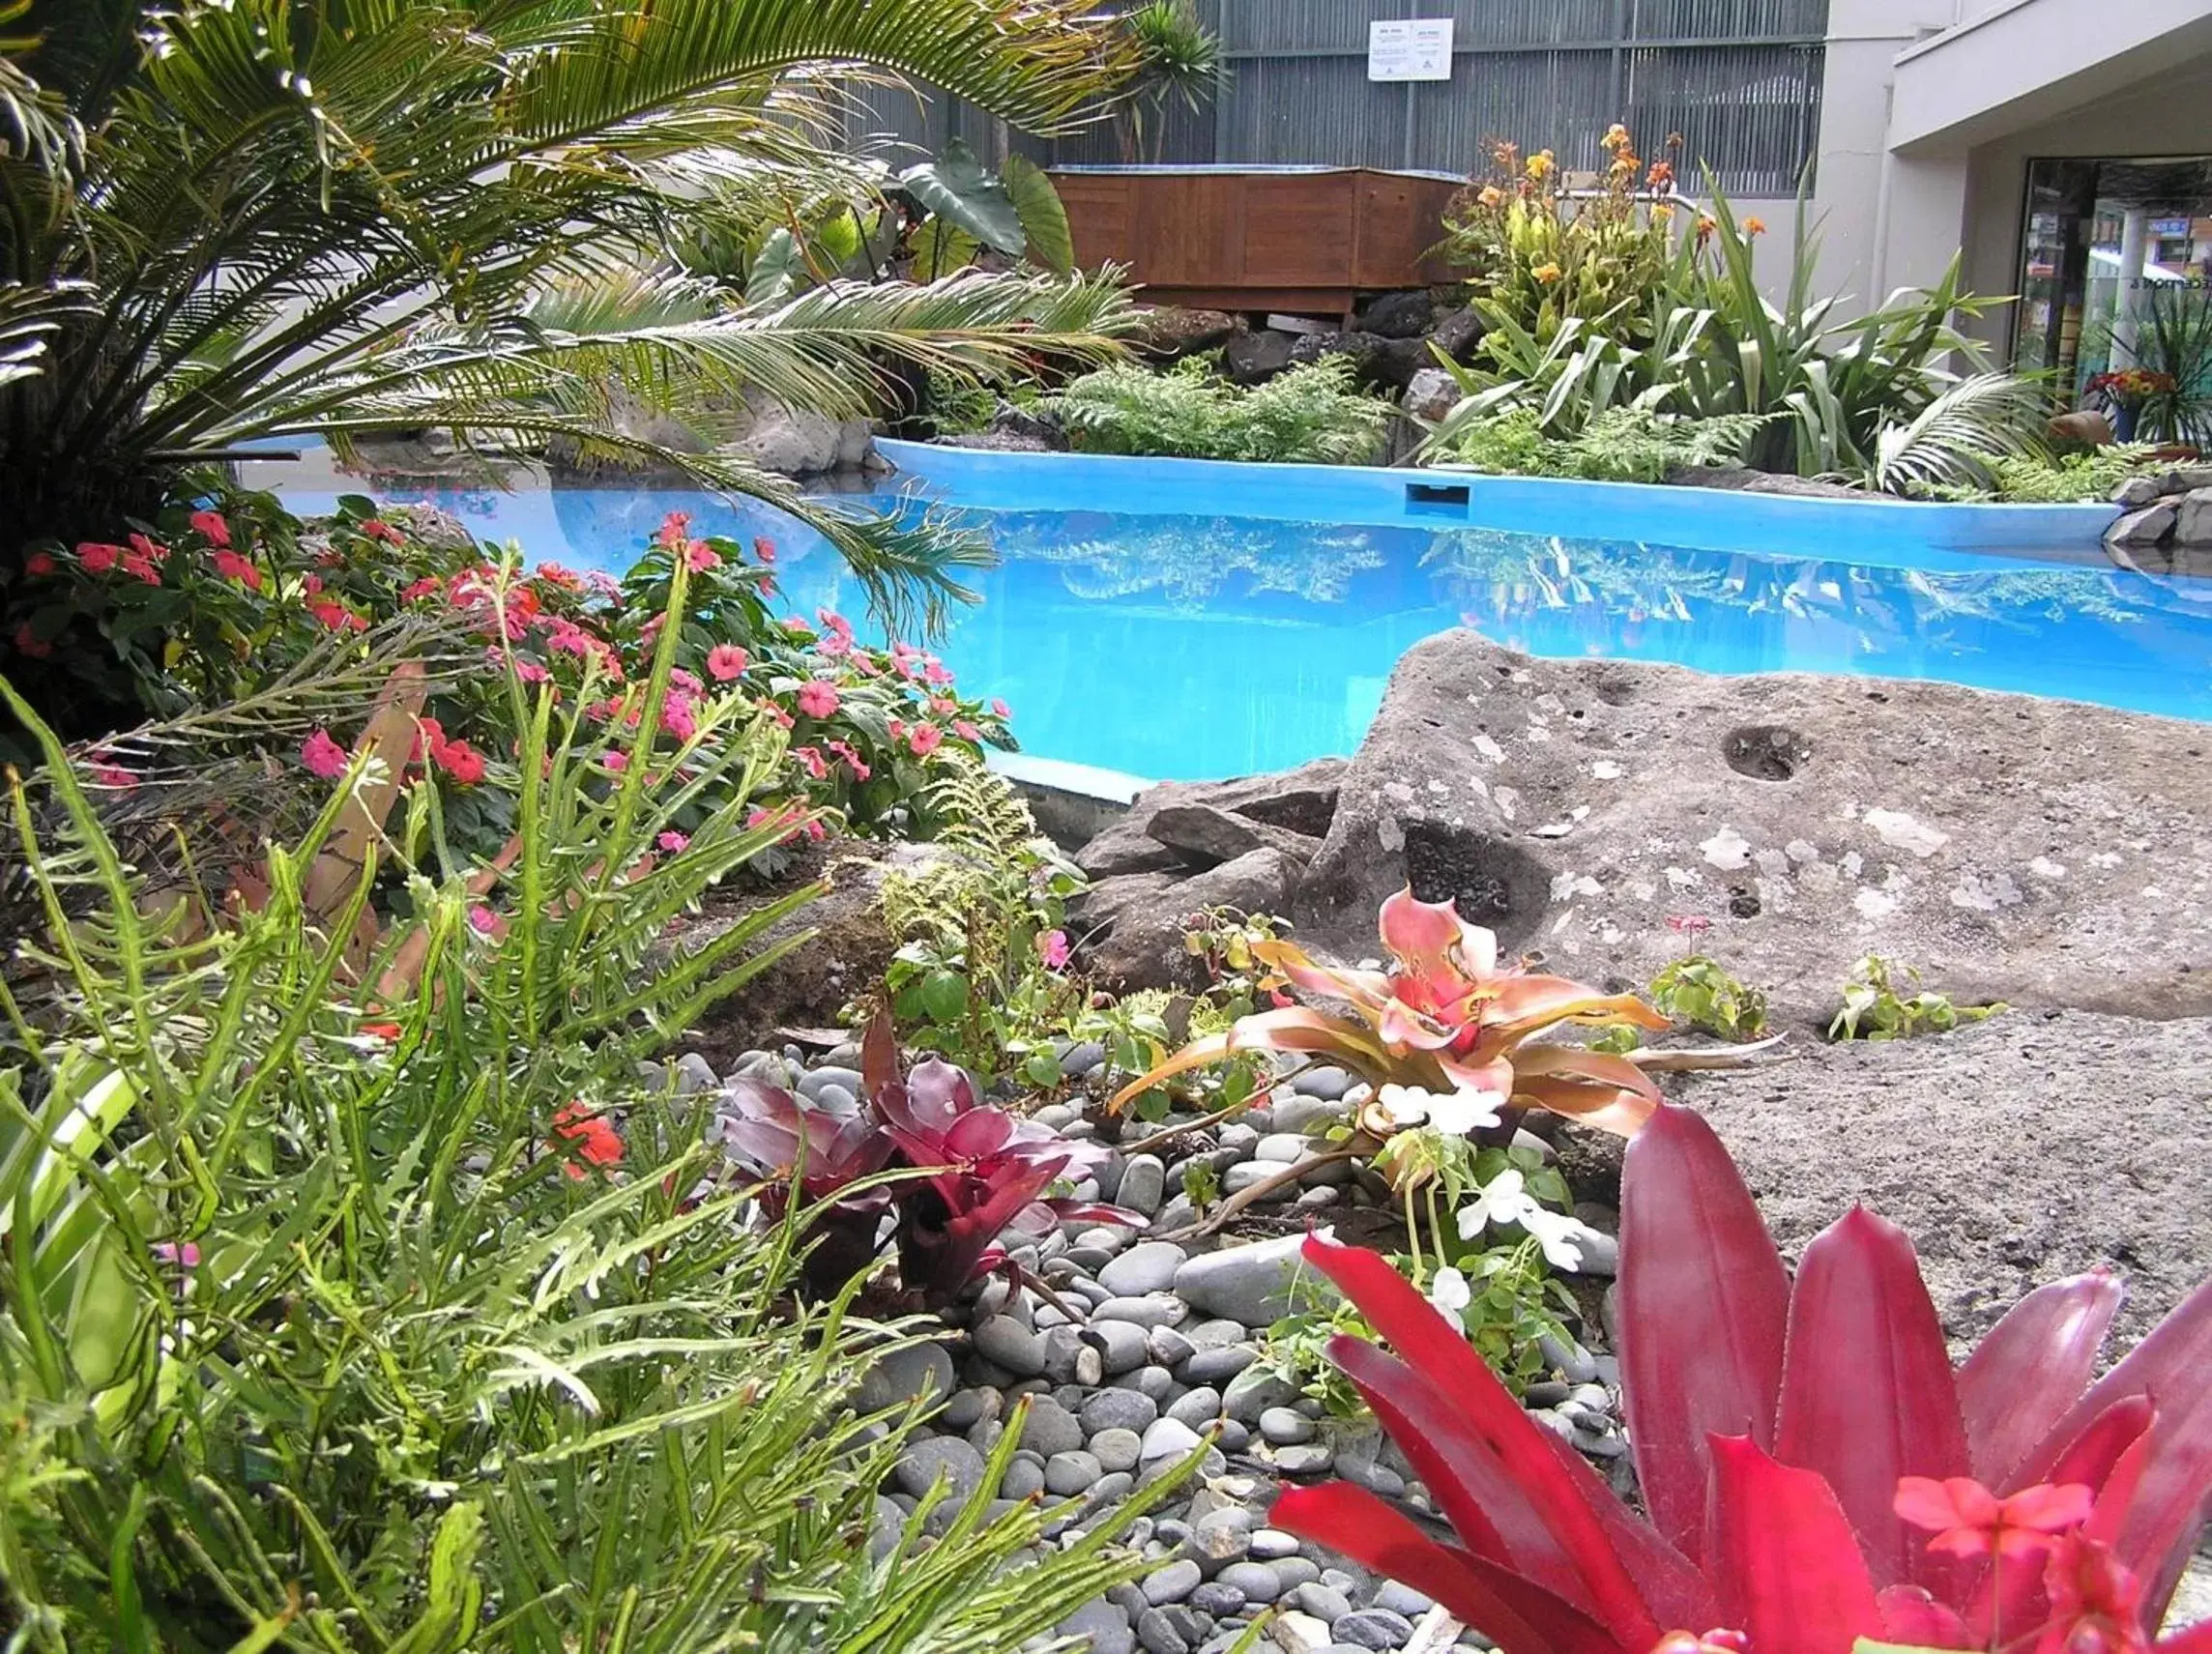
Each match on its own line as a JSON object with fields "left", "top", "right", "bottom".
{"left": 1743, "top": 216, "right": 1768, "bottom": 236}
{"left": 1526, "top": 149, "right": 1555, "bottom": 181}
{"left": 1531, "top": 262, "right": 1562, "bottom": 284}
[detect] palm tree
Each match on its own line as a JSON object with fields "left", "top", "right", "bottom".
{"left": 1112, "top": 0, "right": 1222, "bottom": 164}
{"left": 0, "top": 0, "right": 1139, "bottom": 633}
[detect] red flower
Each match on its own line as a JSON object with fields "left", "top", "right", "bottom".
{"left": 1895, "top": 1476, "right": 2093, "bottom": 1560}
{"left": 77, "top": 541, "right": 122, "bottom": 573}
{"left": 360, "top": 1020, "right": 403, "bottom": 1041}
{"left": 24, "top": 551, "right": 56, "bottom": 576}
{"left": 400, "top": 575, "right": 441, "bottom": 602}
{"left": 550, "top": 1105, "right": 624, "bottom": 1185}
{"left": 359, "top": 518, "right": 404, "bottom": 545}
{"left": 300, "top": 729, "right": 349, "bottom": 779}
{"left": 189, "top": 509, "right": 231, "bottom": 547}
{"left": 308, "top": 598, "right": 365, "bottom": 632}
{"left": 436, "top": 739, "right": 486, "bottom": 786}
{"left": 214, "top": 549, "right": 263, "bottom": 590}
{"left": 14, "top": 623, "right": 51, "bottom": 657}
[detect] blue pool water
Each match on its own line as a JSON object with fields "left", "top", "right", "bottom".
{"left": 275, "top": 475, "right": 2212, "bottom": 783}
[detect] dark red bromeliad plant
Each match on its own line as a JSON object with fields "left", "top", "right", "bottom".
{"left": 1270, "top": 1104, "right": 2212, "bottom": 1654}
{"left": 717, "top": 1010, "right": 1142, "bottom": 1303}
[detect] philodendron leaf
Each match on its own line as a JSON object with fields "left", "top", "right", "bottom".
{"left": 745, "top": 228, "right": 803, "bottom": 306}
{"left": 910, "top": 217, "right": 979, "bottom": 281}
{"left": 901, "top": 138, "right": 1024, "bottom": 255}
{"left": 1004, "top": 153, "right": 1073, "bottom": 273}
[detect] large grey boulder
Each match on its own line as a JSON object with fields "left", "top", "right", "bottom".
{"left": 1075, "top": 759, "right": 1347, "bottom": 879}
{"left": 1295, "top": 630, "right": 2212, "bottom": 1026}
{"left": 1676, "top": 1010, "right": 2212, "bottom": 1345}
{"left": 1086, "top": 848, "right": 1306, "bottom": 991}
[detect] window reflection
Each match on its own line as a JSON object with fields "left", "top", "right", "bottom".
{"left": 2016, "top": 156, "right": 2212, "bottom": 446}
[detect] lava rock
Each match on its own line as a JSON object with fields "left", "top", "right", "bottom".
{"left": 1220, "top": 330, "right": 1296, "bottom": 386}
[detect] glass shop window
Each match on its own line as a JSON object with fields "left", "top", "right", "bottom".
{"left": 2015, "top": 156, "right": 2212, "bottom": 446}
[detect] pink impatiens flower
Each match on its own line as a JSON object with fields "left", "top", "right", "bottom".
{"left": 468, "top": 904, "right": 501, "bottom": 936}
{"left": 952, "top": 719, "right": 981, "bottom": 741}
{"left": 792, "top": 744, "right": 830, "bottom": 780}
{"left": 211, "top": 548, "right": 260, "bottom": 588}
{"left": 301, "top": 729, "right": 349, "bottom": 778}
{"left": 908, "top": 722, "right": 943, "bottom": 756}
{"left": 77, "top": 541, "right": 121, "bottom": 573}
{"left": 707, "top": 643, "right": 748, "bottom": 681}
{"left": 656, "top": 510, "right": 691, "bottom": 549}
{"left": 796, "top": 681, "right": 839, "bottom": 719}
{"left": 603, "top": 750, "right": 629, "bottom": 771}
{"left": 684, "top": 539, "right": 720, "bottom": 572}
{"left": 990, "top": 698, "right": 1010, "bottom": 718}
{"left": 752, "top": 536, "right": 776, "bottom": 564}
{"left": 656, "top": 831, "right": 690, "bottom": 854}
{"left": 1037, "top": 929, "right": 1071, "bottom": 971}
{"left": 1894, "top": 1475, "right": 2094, "bottom": 1561}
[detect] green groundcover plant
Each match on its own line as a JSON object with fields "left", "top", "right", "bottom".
{"left": 0, "top": 581, "right": 1181, "bottom": 1648}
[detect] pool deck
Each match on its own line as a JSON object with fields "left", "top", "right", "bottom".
{"left": 877, "top": 440, "right": 2120, "bottom": 572}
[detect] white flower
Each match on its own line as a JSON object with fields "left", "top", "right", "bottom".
{"left": 1456, "top": 1167, "right": 1534, "bottom": 1239}
{"left": 1522, "top": 1205, "right": 1606, "bottom": 1271}
{"left": 1426, "top": 1265, "right": 1471, "bottom": 1320}
{"left": 1423, "top": 1085, "right": 1505, "bottom": 1137}
{"left": 1374, "top": 1083, "right": 1435, "bottom": 1127}
{"left": 1455, "top": 1167, "right": 1607, "bottom": 1270}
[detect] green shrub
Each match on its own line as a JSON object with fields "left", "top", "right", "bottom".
{"left": 1438, "top": 406, "right": 1765, "bottom": 483}
{"left": 1051, "top": 358, "right": 1392, "bottom": 465}
{"left": 0, "top": 621, "right": 1174, "bottom": 1647}
{"left": 1990, "top": 446, "right": 2168, "bottom": 503}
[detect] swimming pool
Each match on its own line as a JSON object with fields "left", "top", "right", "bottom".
{"left": 273, "top": 462, "right": 2212, "bottom": 785}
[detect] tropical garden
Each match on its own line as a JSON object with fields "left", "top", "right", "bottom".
{"left": 2, "top": 3, "right": 2210, "bottom": 1653}
{"left": 951, "top": 119, "right": 2208, "bottom": 507}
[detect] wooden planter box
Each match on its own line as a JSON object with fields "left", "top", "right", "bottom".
{"left": 1049, "top": 165, "right": 1463, "bottom": 321}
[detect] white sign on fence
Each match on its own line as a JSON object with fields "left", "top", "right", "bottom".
{"left": 1367, "top": 18, "right": 1454, "bottom": 82}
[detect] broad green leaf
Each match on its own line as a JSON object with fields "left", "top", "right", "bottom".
{"left": 745, "top": 228, "right": 803, "bottom": 307}
{"left": 901, "top": 138, "right": 1025, "bottom": 255}
{"left": 910, "top": 216, "right": 980, "bottom": 281}
{"left": 1004, "top": 154, "right": 1072, "bottom": 273}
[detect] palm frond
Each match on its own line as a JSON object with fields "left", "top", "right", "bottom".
{"left": 1868, "top": 371, "right": 2051, "bottom": 495}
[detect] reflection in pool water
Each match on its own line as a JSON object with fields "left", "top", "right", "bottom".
{"left": 281, "top": 479, "right": 2212, "bottom": 782}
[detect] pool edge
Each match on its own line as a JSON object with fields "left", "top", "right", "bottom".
{"left": 877, "top": 440, "right": 2120, "bottom": 564}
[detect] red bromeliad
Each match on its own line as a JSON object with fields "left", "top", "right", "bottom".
{"left": 1108, "top": 887, "right": 1669, "bottom": 1136}
{"left": 864, "top": 1013, "right": 1144, "bottom": 1300}
{"left": 1269, "top": 1104, "right": 2212, "bottom": 1654}
{"left": 715, "top": 1079, "right": 895, "bottom": 1298}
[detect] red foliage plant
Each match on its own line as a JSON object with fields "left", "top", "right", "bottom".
{"left": 1269, "top": 1104, "right": 2212, "bottom": 1654}
{"left": 716, "top": 1010, "right": 1143, "bottom": 1303}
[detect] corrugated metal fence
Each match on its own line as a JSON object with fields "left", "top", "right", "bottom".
{"left": 847, "top": 1, "right": 1827, "bottom": 197}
